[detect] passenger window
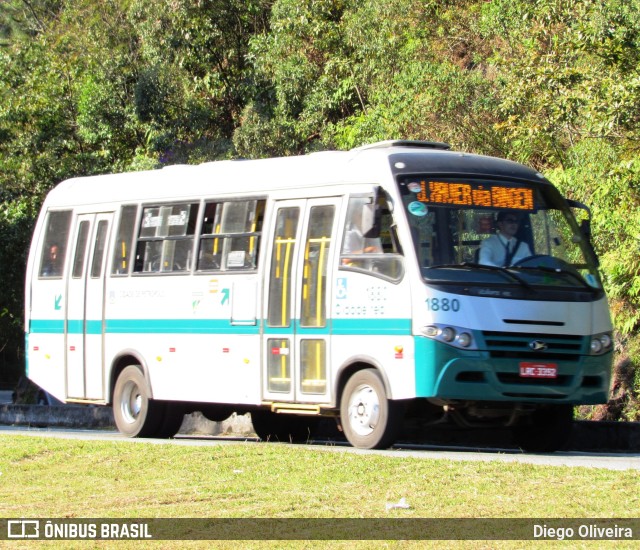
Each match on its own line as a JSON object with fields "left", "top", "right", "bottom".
{"left": 72, "top": 221, "right": 91, "bottom": 279}
{"left": 39, "top": 210, "right": 72, "bottom": 278}
{"left": 339, "top": 194, "right": 404, "bottom": 281}
{"left": 197, "top": 199, "right": 265, "bottom": 272}
{"left": 111, "top": 205, "right": 137, "bottom": 276}
{"left": 90, "top": 220, "right": 109, "bottom": 278}
{"left": 133, "top": 203, "right": 199, "bottom": 273}
{"left": 301, "top": 205, "right": 335, "bottom": 328}
{"left": 267, "top": 207, "right": 299, "bottom": 328}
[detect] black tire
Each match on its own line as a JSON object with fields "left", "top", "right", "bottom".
{"left": 251, "top": 411, "right": 318, "bottom": 443}
{"left": 339, "top": 368, "right": 403, "bottom": 449}
{"left": 154, "top": 402, "right": 186, "bottom": 438}
{"left": 512, "top": 405, "right": 574, "bottom": 452}
{"left": 113, "top": 365, "right": 163, "bottom": 437}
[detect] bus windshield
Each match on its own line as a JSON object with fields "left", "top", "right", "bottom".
{"left": 398, "top": 176, "right": 602, "bottom": 291}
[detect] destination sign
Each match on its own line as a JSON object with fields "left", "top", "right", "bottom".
{"left": 408, "top": 180, "right": 535, "bottom": 210}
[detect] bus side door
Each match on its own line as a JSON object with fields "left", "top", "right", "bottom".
{"left": 66, "top": 212, "right": 113, "bottom": 400}
{"left": 263, "top": 198, "right": 340, "bottom": 404}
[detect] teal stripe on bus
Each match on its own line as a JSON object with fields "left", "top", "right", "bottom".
{"left": 86, "top": 320, "right": 103, "bottom": 334}
{"left": 332, "top": 318, "right": 411, "bottom": 335}
{"left": 30, "top": 319, "right": 65, "bottom": 333}
{"left": 263, "top": 318, "right": 411, "bottom": 335}
{"left": 29, "top": 318, "right": 258, "bottom": 335}
{"left": 66, "top": 320, "right": 84, "bottom": 334}
{"left": 105, "top": 319, "right": 259, "bottom": 335}
{"left": 29, "top": 317, "right": 411, "bottom": 336}
{"left": 31, "top": 319, "right": 104, "bottom": 335}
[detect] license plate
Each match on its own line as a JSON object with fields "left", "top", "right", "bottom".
{"left": 519, "top": 362, "right": 558, "bottom": 378}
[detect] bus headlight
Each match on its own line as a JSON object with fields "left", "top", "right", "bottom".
{"left": 457, "top": 332, "right": 472, "bottom": 348}
{"left": 423, "top": 326, "right": 439, "bottom": 338}
{"left": 599, "top": 333, "right": 612, "bottom": 349}
{"left": 590, "top": 332, "right": 613, "bottom": 355}
{"left": 421, "top": 324, "right": 476, "bottom": 350}
{"left": 441, "top": 327, "right": 456, "bottom": 342}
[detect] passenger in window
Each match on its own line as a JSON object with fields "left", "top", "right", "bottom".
{"left": 478, "top": 212, "right": 532, "bottom": 267}
{"left": 342, "top": 204, "right": 382, "bottom": 255}
{"left": 41, "top": 244, "right": 62, "bottom": 276}
{"left": 343, "top": 227, "right": 382, "bottom": 255}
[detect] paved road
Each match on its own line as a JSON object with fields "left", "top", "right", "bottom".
{"left": 1, "top": 425, "right": 638, "bottom": 471}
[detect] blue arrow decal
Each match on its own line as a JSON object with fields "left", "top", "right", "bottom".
{"left": 221, "top": 288, "right": 230, "bottom": 306}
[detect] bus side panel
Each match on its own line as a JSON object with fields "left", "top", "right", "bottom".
{"left": 25, "top": 215, "right": 68, "bottom": 402}
{"left": 104, "top": 274, "right": 262, "bottom": 405}
{"left": 331, "top": 270, "right": 416, "bottom": 400}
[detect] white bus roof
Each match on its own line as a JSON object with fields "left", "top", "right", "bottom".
{"left": 41, "top": 141, "right": 544, "bottom": 208}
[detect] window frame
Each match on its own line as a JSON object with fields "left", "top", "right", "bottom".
{"left": 38, "top": 209, "right": 73, "bottom": 279}
{"left": 338, "top": 193, "right": 405, "bottom": 283}
{"left": 196, "top": 197, "right": 266, "bottom": 273}
{"left": 133, "top": 201, "right": 200, "bottom": 275}
{"left": 111, "top": 204, "right": 139, "bottom": 277}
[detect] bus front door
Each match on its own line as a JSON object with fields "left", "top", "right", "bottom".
{"left": 66, "top": 212, "right": 112, "bottom": 400}
{"left": 263, "top": 198, "right": 340, "bottom": 405}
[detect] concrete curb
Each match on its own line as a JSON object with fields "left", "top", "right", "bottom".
{"left": 0, "top": 404, "right": 638, "bottom": 451}
{"left": 0, "top": 405, "right": 255, "bottom": 437}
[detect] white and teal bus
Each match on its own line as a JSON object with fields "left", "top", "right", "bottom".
{"left": 25, "top": 141, "right": 613, "bottom": 450}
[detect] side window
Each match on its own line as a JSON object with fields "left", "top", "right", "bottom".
{"left": 111, "top": 205, "right": 138, "bottom": 276}
{"left": 267, "top": 207, "right": 299, "bottom": 327}
{"left": 39, "top": 210, "right": 72, "bottom": 278}
{"left": 90, "top": 220, "right": 109, "bottom": 278}
{"left": 133, "top": 203, "right": 199, "bottom": 273}
{"left": 72, "top": 221, "right": 91, "bottom": 279}
{"left": 301, "top": 205, "right": 335, "bottom": 328}
{"left": 339, "top": 194, "right": 403, "bottom": 281}
{"left": 197, "top": 199, "right": 265, "bottom": 271}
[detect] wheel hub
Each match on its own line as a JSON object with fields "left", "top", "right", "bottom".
{"left": 120, "top": 381, "right": 142, "bottom": 424}
{"left": 348, "top": 383, "right": 380, "bottom": 436}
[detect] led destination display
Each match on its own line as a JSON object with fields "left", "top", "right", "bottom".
{"left": 409, "top": 180, "right": 535, "bottom": 211}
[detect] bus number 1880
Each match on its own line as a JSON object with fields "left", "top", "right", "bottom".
{"left": 425, "top": 298, "right": 461, "bottom": 312}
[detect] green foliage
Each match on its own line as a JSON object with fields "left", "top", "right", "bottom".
{"left": 129, "top": 0, "right": 270, "bottom": 161}
{"left": 1, "top": 0, "right": 640, "bottom": 416}
{"left": 547, "top": 141, "right": 640, "bottom": 336}
{"left": 0, "top": 197, "right": 36, "bottom": 384}
{"left": 479, "top": 0, "right": 640, "bottom": 166}
{"left": 0, "top": 0, "right": 63, "bottom": 46}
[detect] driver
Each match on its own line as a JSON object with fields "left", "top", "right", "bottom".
{"left": 478, "top": 212, "right": 532, "bottom": 267}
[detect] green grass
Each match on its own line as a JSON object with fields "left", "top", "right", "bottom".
{"left": 0, "top": 435, "right": 638, "bottom": 549}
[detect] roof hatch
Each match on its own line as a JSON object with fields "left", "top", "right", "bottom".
{"left": 353, "top": 140, "right": 451, "bottom": 151}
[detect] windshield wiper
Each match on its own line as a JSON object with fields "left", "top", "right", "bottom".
{"left": 425, "top": 263, "right": 535, "bottom": 291}
{"left": 510, "top": 265, "right": 598, "bottom": 292}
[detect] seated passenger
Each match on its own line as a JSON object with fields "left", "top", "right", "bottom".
{"left": 478, "top": 212, "right": 532, "bottom": 267}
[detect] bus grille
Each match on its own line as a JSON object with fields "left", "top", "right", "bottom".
{"left": 481, "top": 331, "right": 584, "bottom": 361}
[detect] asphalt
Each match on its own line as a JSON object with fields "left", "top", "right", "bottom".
{"left": 0, "top": 390, "right": 638, "bottom": 451}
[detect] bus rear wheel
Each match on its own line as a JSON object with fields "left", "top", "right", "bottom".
{"left": 340, "top": 368, "right": 403, "bottom": 449}
{"left": 113, "top": 365, "right": 163, "bottom": 437}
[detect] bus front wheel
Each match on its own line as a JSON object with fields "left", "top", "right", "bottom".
{"left": 340, "top": 368, "right": 403, "bottom": 449}
{"left": 113, "top": 365, "right": 163, "bottom": 437}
